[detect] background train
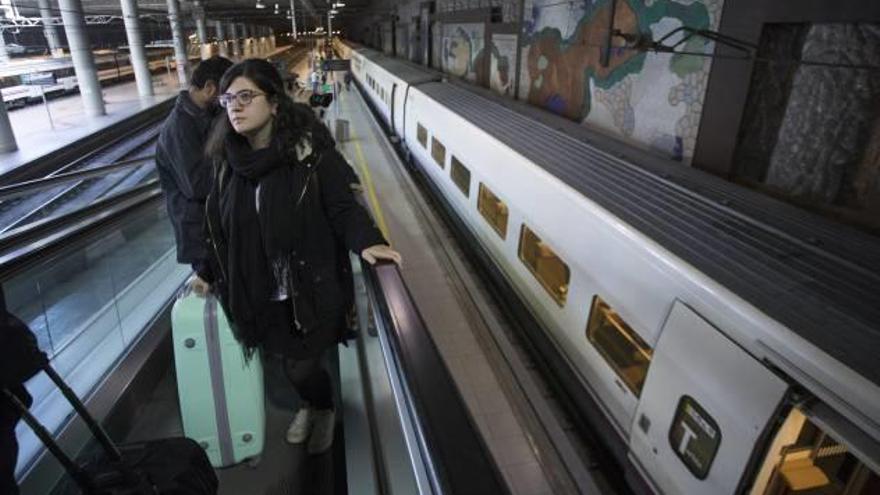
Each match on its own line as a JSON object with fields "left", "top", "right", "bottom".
{"left": 336, "top": 42, "right": 880, "bottom": 495}
{"left": 1, "top": 47, "right": 183, "bottom": 110}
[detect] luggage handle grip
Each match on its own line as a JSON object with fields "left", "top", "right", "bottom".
{"left": 1, "top": 387, "right": 95, "bottom": 492}
{"left": 41, "top": 364, "right": 123, "bottom": 463}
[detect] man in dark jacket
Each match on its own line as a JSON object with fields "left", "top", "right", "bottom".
{"left": 156, "top": 56, "right": 233, "bottom": 294}
{"left": 0, "top": 287, "right": 47, "bottom": 495}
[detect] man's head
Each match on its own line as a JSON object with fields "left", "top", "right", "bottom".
{"left": 189, "top": 56, "right": 234, "bottom": 109}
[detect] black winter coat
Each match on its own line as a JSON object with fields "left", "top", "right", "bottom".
{"left": 155, "top": 92, "right": 216, "bottom": 275}
{"left": 205, "top": 145, "right": 385, "bottom": 360}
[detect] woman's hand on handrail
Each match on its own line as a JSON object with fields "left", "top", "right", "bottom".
{"left": 361, "top": 244, "right": 402, "bottom": 266}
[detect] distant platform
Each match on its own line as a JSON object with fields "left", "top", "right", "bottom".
{"left": 0, "top": 74, "right": 181, "bottom": 178}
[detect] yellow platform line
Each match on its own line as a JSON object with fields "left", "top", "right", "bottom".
{"left": 349, "top": 131, "right": 392, "bottom": 243}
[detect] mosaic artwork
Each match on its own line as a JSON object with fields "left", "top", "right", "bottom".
{"left": 440, "top": 23, "right": 485, "bottom": 84}
{"left": 518, "top": 0, "right": 724, "bottom": 163}
{"left": 490, "top": 33, "right": 518, "bottom": 97}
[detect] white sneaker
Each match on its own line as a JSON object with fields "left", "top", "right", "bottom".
{"left": 307, "top": 409, "right": 335, "bottom": 455}
{"left": 286, "top": 406, "right": 312, "bottom": 444}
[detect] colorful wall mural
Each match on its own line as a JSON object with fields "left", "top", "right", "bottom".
{"left": 440, "top": 23, "right": 485, "bottom": 83}
{"left": 490, "top": 33, "right": 518, "bottom": 97}
{"left": 518, "top": 0, "right": 724, "bottom": 163}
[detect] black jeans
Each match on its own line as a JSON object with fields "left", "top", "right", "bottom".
{"left": 284, "top": 356, "right": 333, "bottom": 410}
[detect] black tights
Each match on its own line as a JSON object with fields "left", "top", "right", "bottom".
{"left": 284, "top": 356, "right": 333, "bottom": 410}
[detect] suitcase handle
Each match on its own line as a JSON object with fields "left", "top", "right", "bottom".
{"left": 2, "top": 387, "right": 95, "bottom": 492}
{"left": 42, "top": 365, "right": 122, "bottom": 462}
{"left": 2, "top": 364, "right": 124, "bottom": 492}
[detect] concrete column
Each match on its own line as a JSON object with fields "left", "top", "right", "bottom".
{"left": 0, "top": 30, "right": 9, "bottom": 64}
{"left": 37, "top": 0, "right": 63, "bottom": 57}
{"left": 242, "top": 24, "right": 249, "bottom": 57}
{"left": 241, "top": 24, "right": 256, "bottom": 58}
{"left": 194, "top": 1, "right": 209, "bottom": 60}
{"left": 229, "top": 22, "right": 240, "bottom": 59}
{"left": 290, "top": 0, "right": 298, "bottom": 42}
{"left": 0, "top": 96, "right": 17, "bottom": 153}
{"left": 166, "top": 0, "right": 190, "bottom": 86}
{"left": 120, "top": 0, "right": 154, "bottom": 97}
{"left": 240, "top": 23, "right": 249, "bottom": 57}
{"left": 59, "top": 0, "right": 105, "bottom": 116}
{"left": 215, "top": 20, "right": 228, "bottom": 57}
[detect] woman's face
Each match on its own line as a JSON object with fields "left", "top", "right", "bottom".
{"left": 223, "top": 76, "right": 277, "bottom": 137}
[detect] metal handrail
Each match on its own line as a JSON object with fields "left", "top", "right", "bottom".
{"left": 360, "top": 259, "right": 509, "bottom": 495}
{"left": 0, "top": 186, "right": 162, "bottom": 280}
{"left": 0, "top": 155, "right": 156, "bottom": 202}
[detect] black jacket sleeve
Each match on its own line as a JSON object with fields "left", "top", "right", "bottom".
{"left": 166, "top": 114, "right": 213, "bottom": 202}
{"left": 317, "top": 148, "right": 387, "bottom": 254}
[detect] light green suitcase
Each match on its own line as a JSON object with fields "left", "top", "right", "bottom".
{"left": 172, "top": 291, "right": 266, "bottom": 467}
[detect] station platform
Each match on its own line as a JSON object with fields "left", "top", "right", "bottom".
{"left": 0, "top": 73, "right": 181, "bottom": 177}
{"left": 1, "top": 44, "right": 294, "bottom": 179}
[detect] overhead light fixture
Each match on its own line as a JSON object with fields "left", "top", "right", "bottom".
{"left": 274, "top": 3, "right": 280, "bottom": 14}
{"left": 329, "top": 9, "right": 338, "bottom": 14}
{"left": 333, "top": 2, "right": 345, "bottom": 7}
{"left": 256, "top": 0, "right": 266, "bottom": 8}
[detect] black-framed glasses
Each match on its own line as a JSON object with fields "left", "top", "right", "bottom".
{"left": 218, "top": 90, "right": 267, "bottom": 108}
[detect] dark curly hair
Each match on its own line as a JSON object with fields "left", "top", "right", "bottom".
{"left": 205, "top": 58, "right": 333, "bottom": 162}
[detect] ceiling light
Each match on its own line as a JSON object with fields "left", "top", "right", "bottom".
{"left": 256, "top": 0, "right": 266, "bottom": 9}
{"left": 329, "top": 9, "right": 338, "bottom": 14}
{"left": 333, "top": 2, "right": 345, "bottom": 7}
{"left": 274, "top": 3, "right": 280, "bottom": 14}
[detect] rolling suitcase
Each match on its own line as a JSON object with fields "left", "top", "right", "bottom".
{"left": 2, "top": 365, "right": 217, "bottom": 494}
{"left": 172, "top": 291, "right": 265, "bottom": 468}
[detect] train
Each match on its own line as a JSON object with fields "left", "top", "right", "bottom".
{"left": 1, "top": 47, "right": 185, "bottom": 110}
{"left": 336, "top": 42, "right": 880, "bottom": 495}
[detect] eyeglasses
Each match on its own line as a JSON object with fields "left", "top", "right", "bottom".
{"left": 218, "top": 90, "right": 267, "bottom": 108}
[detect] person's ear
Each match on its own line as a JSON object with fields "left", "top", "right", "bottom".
{"left": 204, "top": 80, "right": 218, "bottom": 99}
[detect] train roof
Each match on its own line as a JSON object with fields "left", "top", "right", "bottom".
{"left": 353, "top": 48, "right": 440, "bottom": 84}
{"left": 414, "top": 80, "right": 880, "bottom": 387}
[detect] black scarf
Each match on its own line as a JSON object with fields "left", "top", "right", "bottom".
{"left": 220, "top": 134, "right": 301, "bottom": 351}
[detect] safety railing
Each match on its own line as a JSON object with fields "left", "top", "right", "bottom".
{"left": 351, "top": 258, "right": 509, "bottom": 495}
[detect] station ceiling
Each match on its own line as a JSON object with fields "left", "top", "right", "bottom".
{"left": 8, "top": 0, "right": 375, "bottom": 32}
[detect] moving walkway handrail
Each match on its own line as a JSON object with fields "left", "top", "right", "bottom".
{"left": 0, "top": 155, "right": 156, "bottom": 202}
{"left": 0, "top": 98, "right": 172, "bottom": 187}
{"left": 360, "top": 259, "right": 509, "bottom": 495}
{"left": 0, "top": 184, "right": 162, "bottom": 280}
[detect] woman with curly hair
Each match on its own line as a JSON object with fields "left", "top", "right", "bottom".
{"left": 202, "top": 59, "right": 400, "bottom": 455}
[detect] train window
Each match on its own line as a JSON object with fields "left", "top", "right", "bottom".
{"left": 450, "top": 156, "right": 471, "bottom": 197}
{"left": 586, "top": 296, "right": 652, "bottom": 397}
{"left": 668, "top": 396, "right": 721, "bottom": 480}
{"left": 518, "top": 225, "right": 570, "bottom": 306}
{"left": 477, "top": 183, "right": 508, "bottom": 239}
{"left": 431, "top": 137, "right": 446, "bottom": 168}
{"left": 417, "top": 124, "right": 428, "bottom": 148}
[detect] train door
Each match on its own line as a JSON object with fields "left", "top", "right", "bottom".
{"left": 390, "top": 83, "right": 397, "bottom": 136}
{"left": 629, "top": 302, "right": 788, "bottom": 494}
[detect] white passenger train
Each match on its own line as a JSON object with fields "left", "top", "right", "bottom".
{"left": 336, "top": 42, "right": 880, "bottom": 495}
